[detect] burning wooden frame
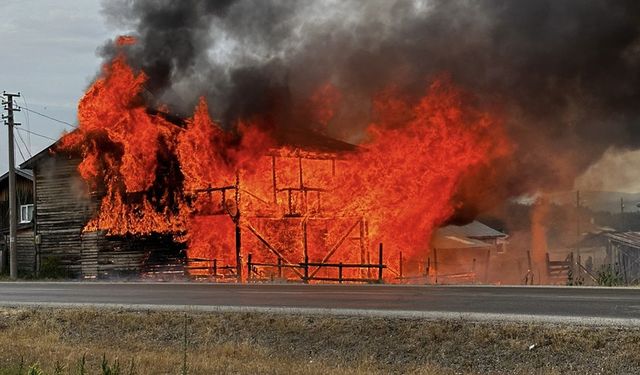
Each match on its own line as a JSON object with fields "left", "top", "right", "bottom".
{"left": 185, "top": 150, "right": 386, "bottom": 283}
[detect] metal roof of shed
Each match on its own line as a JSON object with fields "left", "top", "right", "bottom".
{"left": 431, "top": 221, "right": 506, "bottom": 250}
{"left": 606, "top": 232, "right": 640, "bottom": 249}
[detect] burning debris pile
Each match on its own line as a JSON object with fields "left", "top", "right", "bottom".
{"left": 53, "top": 0, "right": 640, "bottom": 280}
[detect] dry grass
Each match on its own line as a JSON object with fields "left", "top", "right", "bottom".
{"left": 0, "top": 307, "right": 638, "bottom": 374}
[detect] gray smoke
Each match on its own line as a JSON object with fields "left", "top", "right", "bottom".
{"left": 99, "top": 0, "right": 640, "bottom": 215}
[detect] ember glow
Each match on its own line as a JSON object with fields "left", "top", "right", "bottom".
{"left": 60, "top": 46, "right": 511, "bottom": 280}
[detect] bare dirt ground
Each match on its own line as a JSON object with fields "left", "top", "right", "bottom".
{"left": 0, "top": 306, "right": 638, "bottom": 374}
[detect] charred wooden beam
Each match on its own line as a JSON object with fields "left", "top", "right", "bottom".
{"left": 309, "top": 219, "right": 361, "bottom": 279}
{"left": 245, "top": 223, "right": 304, "bottom": 279}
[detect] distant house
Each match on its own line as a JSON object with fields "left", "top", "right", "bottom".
{"left": 0, "top": 169, "right": 36, "bottom": 274}
{"left": 568, "top": 227, "right": 616, "bottom": 271}
{"left": 429, "top": 221, "right": 508, "bottom": 283}
{"left": 602, "top": 231, "right": 640, "bottom": 284}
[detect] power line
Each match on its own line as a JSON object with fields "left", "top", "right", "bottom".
{"left": 14, "top": 138, "right": 26, "bottom": 163}
{"left": 16, "top": 105, "right": 76, "bottom": 129}
{"left": 21, "top": 95, "right": 32, "bottom": 152}
{"left": 15, "top": 129, "right": 32, "bottom": 158}
{"left": 15, "top": 127, "right": 57, "bottom": 141}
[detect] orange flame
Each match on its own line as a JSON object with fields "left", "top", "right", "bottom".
{"left": 115, "top": 35, "right": 137, "bottom": 46}
{"left": 61, "top": 50, "right": 512, "bottom": 280}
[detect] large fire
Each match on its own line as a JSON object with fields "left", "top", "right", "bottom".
{"left": 59, "top": 41, "right": 511, "bottom": 281}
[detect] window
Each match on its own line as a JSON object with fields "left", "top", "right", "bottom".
{"left": 19, "top": 204, "right": 33, "bottom": 224}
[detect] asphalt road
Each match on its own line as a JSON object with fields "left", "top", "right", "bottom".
{"left": 1, "top": 282, "right": 639, "bottom": 324}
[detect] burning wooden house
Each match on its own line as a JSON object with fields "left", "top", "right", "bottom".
{"left": 11, "top": 43, "right": 511, "bottom": 282}
{"left": 19, "top": 124, "right": 385, "bottom": 281}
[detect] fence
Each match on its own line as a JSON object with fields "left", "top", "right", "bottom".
{"left": 185, "top": 257, "right": 238, "bottom": 279}
{"left": 246, "top": 243, "right": 386, "bottom": 284}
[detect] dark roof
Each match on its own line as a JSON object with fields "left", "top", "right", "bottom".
{"left": 431, "top": 221, "right": 506, "bottom": 250}
{"left": 0, "top": 168, "right": 33, "bottom": 184}
{"left": 274, "top": 127, "right": 358, "bottom": 153}
{"left": 19, "top": 140, "right": 58, "bottom": 169}
{"left": 431, "top": 233, "right": 492, "bottom": 250}
{"left": 439, "top": 221, "right": 507, "bottom": 240}
{"left": 573, "top": 227, "right": 617, "bottom": 248}
{"left": 606, "top": 232, "right": 640, "bottom": 249}
{"left": 19, "top": 125, "right": 358, "bottom": 170}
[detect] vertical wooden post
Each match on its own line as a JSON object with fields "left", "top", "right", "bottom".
{"left": 426, "top": 257, "right": 430, "bottom": 276}
{"left": 608, "top": 239, "right": 614, "bottom": 276}
{"left": 277, "top": 257, "right": 282, "bottom": 279}
{"left": 364, "top": 219, "right": 371, "bottom": 278}
{"left": 247, "top": 253, "right": 252, "bottom": 282}
{"left": 433, "top": 248, "right": 439, "bottom": 284}
{"left": 339, "top": 262, "right": 343, "bottom": 284}
{"left": 303, "top": 220, "right": 309, "bottom": 283}
{"left": 213, "top": 259, "right": 217, "bottom": 278}
{"left": 235, "top": 223, "right": 242, "bottom": 282}
{"left": 399, "top": 251, "right": 403, "bottom": 279}
{"left": 271, "top": 155, "right": 277, "bottom": 205}
{"left": 298, "top": 157, "right": 306, "bottom": 212}
{"left": 304, "top": 253, "right": 309, "bottom": 284}
{"left": 3, "top": 92, "right": 20, "bottom": 280}
{"left": 235, "top": 176, "right": 242, "bottom": 283}
{"left": 545, "top": 252, "right": 550, "bottom": 278}
{"left": 576, "top": 190, "right": 581, "bottom": 258}
{"left": 484, "top": 249, "right": 490, "bottom": 283}
{"left": 378, "top": 243, "right": 383, "bottom": 282}
{"left": 359, "top": 218, "right": 366, "bottom": 278}
{"left": 472, "top": 258, "right": 477, "bottom": 283}
{"left": 298, "top": 157, "right": 304, "bottom": 188}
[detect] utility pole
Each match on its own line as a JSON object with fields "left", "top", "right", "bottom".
{"left": 575, "top": 190, "right": 581, "bottom": 278}
{"left": 576, "top": 191, "right": 580, "bottom": 248}
{"left": 2, "top": 92, "right": 20, "bottom": 279}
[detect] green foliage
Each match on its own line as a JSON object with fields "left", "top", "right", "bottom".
{"left": 52, "top": 361, "right": 64, "bottom": 375}
{"left": 26, "top": 364, "right": 44, "bottom": 375}
{"left": 38, "top": 257, "right": 70, "bottom": 279}
{"left": 5, "top": 356, "right": 136, "bottom": 375}
{"left": 597, "top": 265, "right": 624, "bottom": 286}
{"left": 566, "top": 268, "right": 584, "bottom": 286}
{"left": 182, "top": 314, "right": 189, "bottom": 375}
{"left": 77, "top": 354, "right": 87, "bottom": 375}
{"left": 101, "top": 354, "right": 121, "bottom": 375}
{"left": 17, "top": 357, "right": 25, "bottom": 375}
{"left": 127, "top": 358, "right": 136, "bottom": 375}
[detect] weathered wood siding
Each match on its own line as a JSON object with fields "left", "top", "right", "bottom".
{"left": 0, "top": 228, "right": 35, "bottom": 275}
{"left": 34, "top": 154, "right": 184, "bottom": 278}
{"left": 16, "top": 229, "right": 35, "bottom": 273}
{"left": 98, "top": 235, "right": 183, "bottom": 278}
{"left": 0, "top": 177, "right": 34, "bottom": 230}
{"left": 34, "top": 155, "right": 97, "bottom": 276}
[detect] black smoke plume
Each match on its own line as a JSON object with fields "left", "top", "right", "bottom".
{"left": 100, "top": 0, "right": 640, "bottom": 218}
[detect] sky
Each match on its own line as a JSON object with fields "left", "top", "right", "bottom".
{"left": 0, "top": 0, "right": 118, "bottom": 171}
{"left": 0, "top": 0, "right": 639, "bottom": 193}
